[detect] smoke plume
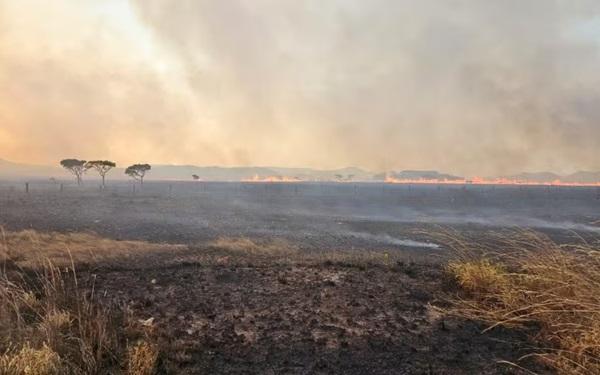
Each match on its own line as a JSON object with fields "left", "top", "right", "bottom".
{"left": 1, "top": 0, "right": 600, "bottom": 175}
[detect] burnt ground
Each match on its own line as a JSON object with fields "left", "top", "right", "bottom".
{"left": 2, "top": 181, "right": 596, "bottom": 373}
{"left": 1, "top": 180, "right": 599, "bottom": 248}
{"left": 83, "top": 249, "right": 541, "bottom": 375}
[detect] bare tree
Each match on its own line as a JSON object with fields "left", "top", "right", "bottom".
{"left": 86, "top": 160, "right": 116, "bottom": 189}
{"left": 60, "top": 159, "right": 87, "bottom": 185}
{"left": 125, "top": 164, "right": 151, "bottom": 185}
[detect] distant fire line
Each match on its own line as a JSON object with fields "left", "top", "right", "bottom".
{"left": 235, "top": 174, "right": 600, "bottom": 186}
{"left": 384, "top": 176, "right": 600, "bottom": 187}
{"left": 242, "top": 175, "right": 303, "bottom": 183}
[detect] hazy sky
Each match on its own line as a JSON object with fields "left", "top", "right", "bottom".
{"left": 1, "top": 0, "right": 600, "bottom": 175}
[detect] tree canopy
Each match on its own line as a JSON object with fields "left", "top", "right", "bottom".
{"left": 60, "top": 159, "right": 87, "bottom": 185}
{"left": 86, "top": 160, "right": 116, "bottom": 188}
{"left": 125, "top": 164, "right": 151, "bottom": 184}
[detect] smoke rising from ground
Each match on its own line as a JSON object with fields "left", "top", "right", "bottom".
{"left": 1, "top": 0, "right": 600, "bottom": 175}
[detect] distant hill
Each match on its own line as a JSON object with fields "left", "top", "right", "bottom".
{"left": 2, "top": 158, "right": 599, "bottom": 183}
{"left": 374, "top": 170, "right": 464, "bottom": 181}
{"left": 504, "top": 172, "right": 562, "bottom": 183}
{"left": 0, "top": 158, "right": 373, "bottom": 181}
{"left": 503, "top": 171, "right": 600, "bottom": 184}
{"left": 148, "top": 165, "right": 373, "bottom": 181}
{"left": 563, "top": 171, "right": 600, "bottom": 183}
{"left": 0, "top": 158, "right": 67, "bottom": 179}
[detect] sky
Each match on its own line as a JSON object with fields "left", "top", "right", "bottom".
{"left": 1, "top": 0, "right": 600, "bottom": 176}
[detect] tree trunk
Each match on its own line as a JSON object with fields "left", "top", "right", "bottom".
{"left": 102, "top": 174, "right": 105, "bottom": 189}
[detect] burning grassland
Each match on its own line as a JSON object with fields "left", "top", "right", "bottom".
{"left": 385, "top": 175, "right": 600, "bottom": 187}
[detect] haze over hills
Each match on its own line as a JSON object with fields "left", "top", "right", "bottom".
{"left": 0, "top": 158, "right": 373, "bottom": 181}
{"left": 0, "top": 158, "right": 67, "bottom": 179}
{"left": 502, "top": 172, "right": 563, "bottom": 183}
{"left": 1, "top": 158, "right": 600, "bottom": 184}
{"left": 377, "top": 170, "right": 464, "bottom": 181}
{"left": 502, "top": 171, "right": 600, "bottom": 184}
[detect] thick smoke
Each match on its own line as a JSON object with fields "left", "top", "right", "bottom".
{"left": 2, "top": 0, "right": 600, "bottom": 175}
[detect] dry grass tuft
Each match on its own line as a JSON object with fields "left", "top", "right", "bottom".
{"left": 126, "top": 341, "right": 158, "bottom": 375}
{"left": 0, "top": 343, "right": 63, "bottom": 375}
{"left": 0, "top": 227, "right": 159, "bottom": 374}
{"left": 444, "top": 230, "right": 600, "bottom": 374}
{"left": 447, "top": 259, "right": 507, "bottom": 295}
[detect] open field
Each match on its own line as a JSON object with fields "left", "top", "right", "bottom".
{"left": 1, "top": 180, "right": 600, "bottom": 249}
{"left": 1, "top": 181, "right": 600, "bottom": 373}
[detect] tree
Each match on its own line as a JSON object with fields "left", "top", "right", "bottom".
{"left": 125, "top": 164, "right": 151, "bottom": 185}
{"left": 60, "top": 159, "right": 87, "bottom": 185}
{"left": 86, "top": 160, "right": 116, "bottom": 189}
{"left": 192, "top": 174, "right": 200, "bottom": 181}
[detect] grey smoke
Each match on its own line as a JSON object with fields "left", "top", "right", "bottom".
{"left": 2, "top": 1, "right": 600, "bottom": 175}
{"left": 130, "top": 0, "right": 600, "bottom": 175}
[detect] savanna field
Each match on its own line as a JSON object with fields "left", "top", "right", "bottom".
{"left": 4, "top": 1, "right": 600, "bottom": 373}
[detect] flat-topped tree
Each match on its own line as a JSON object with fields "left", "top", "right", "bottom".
{"left": 192, "top": 174, "right": 200, "bottom": 181}
{"left": 86, "top": 160, "right": 116, "bottom": 189}
{"left": 60, "top": 159, "right": 87, "bottom": 185}
{"left": 125, "top": 164, "right": 151, "bottom": 185}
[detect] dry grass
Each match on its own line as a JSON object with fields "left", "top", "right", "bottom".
{"left": 210, "top": 236, "right": 299, "bottom": 257}
{"left": 208, "top": 236, "right": 417, "bottom": 268}
{"left": 0, "top": 228, "right": 159, "bottom": 374}
{"left": 126, "top": 341, "right": 158, "bottom": 375}
{"left": 0, "top": 343, "right": 63, "bottom": 374}
{"left": 444, "top": 230, "right": 600, "bottom": 374}
{"left": 0, "top": 227, "right": 185, "bottom": 268}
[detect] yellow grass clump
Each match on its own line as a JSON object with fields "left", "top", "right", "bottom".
{"left": 126, "top": 341, "right": 159, "bottom": 375}
{"left": 444, "top": 230, "right": 600, "bottom": 374}
{"left": 447, "top": 259, "right": 507, "bottom": 295}
{"left": 0, "top": 343, "right": 62, "bottom": 375}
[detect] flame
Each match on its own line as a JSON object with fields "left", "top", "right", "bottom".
{"left": 384, "top": 175, "right": 600, "bottom": 187}
{"left": 242, "top": 174, "right": 303, "bottom": 183}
